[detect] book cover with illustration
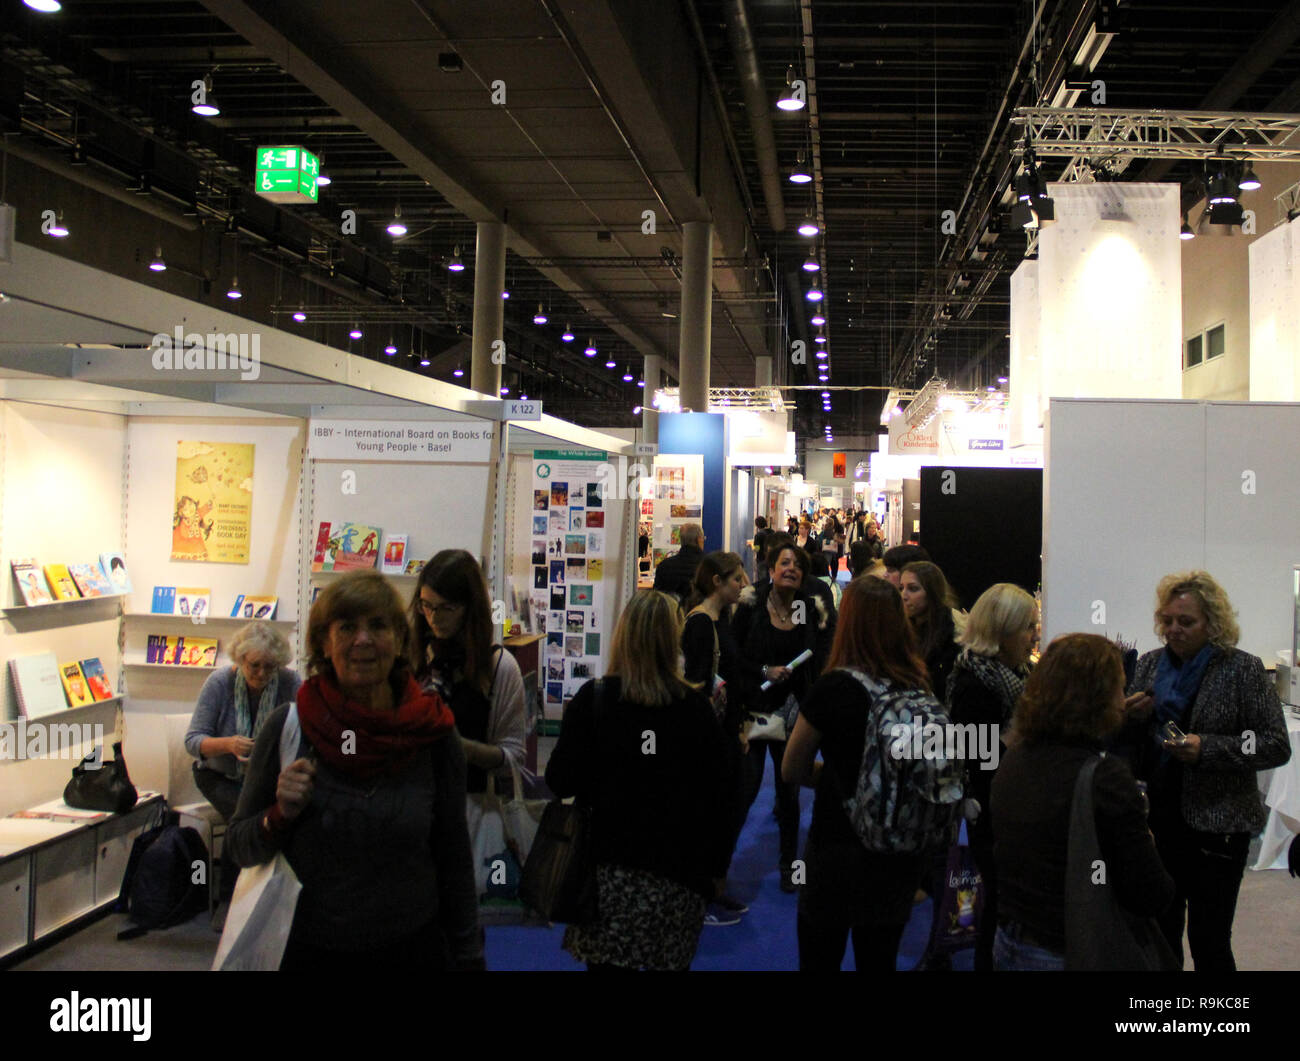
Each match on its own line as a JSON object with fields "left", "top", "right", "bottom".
{"left": 11, "top": 559, "right": 53, "bottom": 605}
{"left": 78, "top": 658, "right": 114, "bottom": 701}
{"left": 311, "top": 521, "right": 335, "bottom": 572}
{"left": 232, "top": 595, "right": 278, "bottom": 620}
{"left": 68, "top": 562, "right": 113, "bottom": 598}
{"left": 58, "top": 661, "right": 94, "bottom": 707}
{"left": 332, "top": 523, "right": 382, "bottom": 570}
{"left": 404, "top": 558, "right": 426, "bottom": 576}
{"left": 99, "top": 552, "right": 132, "bottom": 595}
{"left": 380, "top": 534, "right": 408, "bottom": 574}
{"left": 178, "top": 637, "right": 219, "bottom": 667}
{"left": 43, "top": 564, "right": 82, "bottom": 601}
{"left": 151, "top": 586, "right": 176, "bottom": 614}
{"left": 174, "top": 587, "right": 212, "bottom": 620}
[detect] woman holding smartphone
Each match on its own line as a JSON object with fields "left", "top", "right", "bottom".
{"left": 1119, "top": 571, "right": 1291, "bottom": 971}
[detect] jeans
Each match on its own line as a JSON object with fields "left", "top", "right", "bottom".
{"left": 993, "top": 922, "right": 1065, "bottom": 971}
{"left": 1152, "top": 816, "right": 1250, "bottom": 972}
{"left": 740, "top": 738, "right": 800, "bottom": 866}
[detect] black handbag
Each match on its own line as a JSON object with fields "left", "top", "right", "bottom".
{"left": 518, "top": 682, "right": 601, "bottom": 924}
{"left": 1064, "top": 755, "right": 1176, "bottom": 971}
{"left": 64, "top": 741, "right": 139, "bottom": 814}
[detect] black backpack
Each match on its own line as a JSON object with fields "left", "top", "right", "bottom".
{"left": 115, "top": 810, "right": 210, "bottom": 939}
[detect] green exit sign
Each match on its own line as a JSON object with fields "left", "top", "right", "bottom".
{"left": 254, "top": 145, "right": 320, "bottom": 204}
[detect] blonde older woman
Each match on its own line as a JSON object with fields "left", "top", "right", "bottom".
{"left": 944, "top": 582, "right": 1038, "bottom": 971}
{"left": 186, "top": 621, "right": 301, "bottom": 821}
{"left": 1119, "top": 571, "right": 1291, "bottom": 972}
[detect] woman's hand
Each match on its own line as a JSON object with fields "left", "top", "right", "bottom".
{"left": 225, "top": 735, "right": 255, "bottom": 760}
{"left": 1166, "top": 733, "right": 1202, "bottom": 763}
{"left": 276, "top": 758, "right": 316, "bottom": 821}
{"left": 1123, "top": 691, "right": 1154, "bottom": 719}
{"left": 764, "top": 664, "right": 792, "bottom": 685}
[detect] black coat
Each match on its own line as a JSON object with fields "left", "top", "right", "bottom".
{"left": 652, "top": 544, "right": 703, "bottom": 601}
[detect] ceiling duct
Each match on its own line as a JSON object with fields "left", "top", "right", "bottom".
{"left": 723, "top": 0, "right": 787, "bottom": 233}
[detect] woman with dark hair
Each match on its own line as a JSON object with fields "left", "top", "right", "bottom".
{"left": 226, "top": 570, "right": 481, "bottom": 970}
{"left": 546, "top": 591, "right": 731, "bottom": 970}
{"left": 899, "top": 561, "right": 964, "bottom": 701}
{"left": 409, "top": 549, "right": 526, "bottom": 792}
{"left": 1118, "top": 570, "right": 1291, "bottom": 971}
{"left": 682, "top": 551, "right": 754, "bottom": 925}
{"left": 992, "top": 634, "right": 1175, "bottom": 970}
{"left": 733, "top": 542, "right": 835, "bottom": 892}
{"left": 782, "top": 577, "right": 941, "bottom": 971}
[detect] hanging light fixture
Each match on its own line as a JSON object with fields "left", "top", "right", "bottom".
{"left": 1180, "top": 214, "right": 1195, "bottom": 241}
{"left": 805, "top": 285, "right": 824, "bottom": 302}
{"left": 386, "top": 205, "right": 407, "bottom": 237}
{"left": 789, "top": 151, "right": 812, "bottom": 185}
{"left": 584, "top": 340, "right": 597, "bottom": 357}
{"left": 226, "top": 276, "right": 242, "bottom": 300}
{"left": 1238, "top": 164, "right": 1261, "bottom": 191}
{"left": 605, "top": 355, "right": 616, "bottom": 369}
{"left": 384, "top": 340, "right": 398, "bottom": 355}
{"left": 814, "top": 331, "right": 826, "bottom": 344}
{"left": 46, "top": 210, "right": 69, "bottom": 238}
{"left": 561, "top": 325, "right": 575, "bottom": 342}
{"left": 622, "top": 365, "right": 634, "bottom": 382}
{"left": 24, "top": 0, "right": 63, "bottom": 11}
{"left": 533, "top": 303, "right": 548, "bottom": 325}
{"left": 191, "top": 73, "right": 220, "bottom": 117}
{"left": 453, "top": 364, "right": 464, "bottom": 376}
{"left": 292, "top": 305, "right": 307, "bottom": 322}
{"left": 447, "top": 246, "right": 465, "bottom": 272}
{"left": 797, "top": 213, "right": 821, "bottom": 237}
{"left": 500, "top": 385, "right": 510, "bottom": 395}
{"left": 501, "top": 289, "right": 510, "bottom": 299}
{"left": 349, "top": 324, "right": 363, "bottom": 340}
{"left": 802, "top": 247, "right": 820, "bottom": 272}
{"left": 810, "top": 312, "right": 826, "bottom": 326}
{"left": 776, "top": 65, "right": 805, "bottom": 111}
{"left": 149, "top": 246, "right": 166, "bottom": 272}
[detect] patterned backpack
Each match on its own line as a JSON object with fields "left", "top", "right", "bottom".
{"left": 840, "top": 668, "right": 964, "bottom": 855}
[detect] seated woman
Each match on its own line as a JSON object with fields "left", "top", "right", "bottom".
{"left": 409, "top": 549, "right": 527, "bottom": 793}
{"left": 185, "top": 621, "right": 301, "bottom": 821}
{"left": 546, "top": 591, "right": 731, "bottom": 971}
{"left": 226, "top": 571, "right": 482, "bottom": 971}
{"left": 991, "top": 633, "right": 1175, "bottom": 970}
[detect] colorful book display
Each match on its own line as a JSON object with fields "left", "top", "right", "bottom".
{"left": 58, "top": 662, "right": 95, "bottom": 707}
{"left": 230, "top": 595, "right": 278, "bottom": 620}
{"left": 381, "top": 534, "right": 408, "bottom": 574}
{"left": 43, "top": 564, "right": 81, "bottom": 601}
{"left": 78, "top": 657, "right": 114, "bottom": 701}
{"left": 8, "top": 653, "right": 67, "bottom": 717}
{"left": 11, "top": 559, "right": 53, "bottom": 605}
{"left": 174, "top": 587, "right": 212, "bottom": 619}
{"left": 68, "top": 562, "right": 113, "bottom": 598}
{"left": 151, "top": 586, "right": 177, "bottom": 614}
{"left": 100, "top": 552, "right": 132, "bottom": 594}
{"left": 332, "top": 522, "right": 382, "bottom": 570}
{"left": 146, "top": 635, "right": 218, "bottom": 667}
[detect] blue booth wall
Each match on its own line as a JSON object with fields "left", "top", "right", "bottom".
{"left": 657, "top": 412, "right": 726, "bottom": 556}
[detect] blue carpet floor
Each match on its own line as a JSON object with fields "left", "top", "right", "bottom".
{"left": 485, "top": 760, "right": 975, "bottom": 971}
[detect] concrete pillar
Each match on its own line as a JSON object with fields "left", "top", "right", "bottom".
{"left": 678, "top": 221, "right": 713, "bottom": 411}
{"left": 754, "top": 356, "right": 772, "bottom": 388}
{"left": 470, "top": 221, "right": 506, "bottom": 396}
{"left": 641, "top": 353, "right": 661, "bottom": 445}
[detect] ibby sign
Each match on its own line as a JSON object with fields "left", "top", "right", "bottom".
{"left": 150, "top": 326, "right": 261, "bottom": 381}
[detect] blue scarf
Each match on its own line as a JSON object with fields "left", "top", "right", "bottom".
{"left": 1151, "top": 642, "right": 1215, "bottom": 755}
{"left": 233, "top": 669, "right": 279, "bottom": 778}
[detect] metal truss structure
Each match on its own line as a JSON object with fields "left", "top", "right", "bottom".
{"left": 1011, "top": 108, "right": 1300, "bottom": 177}
{"left": 653, "top": 386, "right": 786, "bottom": 412}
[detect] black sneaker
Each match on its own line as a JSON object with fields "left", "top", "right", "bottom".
{"left": 714, "top": 894, "right": 749, "bottom": 915}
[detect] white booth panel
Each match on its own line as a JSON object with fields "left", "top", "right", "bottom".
{"left": 1247, "top": 218, "right": 1300, "bottom": 402}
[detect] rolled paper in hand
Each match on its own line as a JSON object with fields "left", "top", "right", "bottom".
{"left": 760, "top": 648, "right": 814, "bottom": 691}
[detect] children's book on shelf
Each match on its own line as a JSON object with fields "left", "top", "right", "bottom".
{"left": 404, "top": 558, "right": 426, "bottom": 576}
{"left": 174, "top": 587, "right": 211, "bottom": 620}
{"left": 58, "top": 662, "right": 95, "bottom": 707}
{"left": 68, "top": 562, "right": 114, "bottom": 598}
{"left": 78, "top": 658, "right": 114, "bottom": 701}
{"left": 332, "top": 523, "right": 382, "bottom": 570}
{"left": 230, "top": 595, "right": 278, "bottom": 620}
{"left": 8, "top": 652, "right": 67, "bottom": 718}
{"left": 99, "top": 552, "right": 132, "bottom": 595}
{"left": 146, "top": 635, "right": 218, "bottom": 666}
{"left": 43, "top": 564, "right": 82, "bottom": 601}
{"left": 151, "top": 586, "right": 177, "bottom": 614}
{"left": 11, "top": 559, "right": 53, "bottom": 605}
{"left": 311, "top": 521, "right": 336, "bottom": 572}
{"left": 380, "top": 534, "right": 408, "bottom": 574}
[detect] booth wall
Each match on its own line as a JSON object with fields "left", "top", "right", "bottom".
{"left": 658, "top": 413, "right": 726, "bottom": 553}
{"left": 1043, "top": 398, "right": 1299, "bottom": 661}
{"left": 1, "top": 402, "right": 127, "bottom": 815}
{"left": 1248, "top": 217, "right": 1300, "bottom": 401}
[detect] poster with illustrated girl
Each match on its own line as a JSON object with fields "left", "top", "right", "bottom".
{"left": 172, "top": 441, "right": 254, "bottom": 563}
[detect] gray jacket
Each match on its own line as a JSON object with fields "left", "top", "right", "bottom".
{"left": 185, "top": 666, "right": 302, "bottom": 778}
{"left": 1127, "top": 647, "right": 1291, "bottom": 834}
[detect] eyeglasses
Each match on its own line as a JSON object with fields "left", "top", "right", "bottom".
{"left": 419, "top": 600, "right": 463, "bottom": 618}
{"left": 242, "top": 660, "right": 277, "bottom": 674}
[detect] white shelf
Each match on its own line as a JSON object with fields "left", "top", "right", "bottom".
{"left": 122, "top": 662, "right": 217, "bottom": 671}
{"left": 310, "top": 569, "right": 415, "bottom": 578}
{"left": 2, "top": 593, "right": 126, "bottom": 615}
{"left": 123, "top": 612, "right": 296, "bottom": 624}
{"left": 34, "top": 696, "right": 125, "bottom": 716}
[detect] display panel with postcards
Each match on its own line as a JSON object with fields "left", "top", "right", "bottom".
{"left": 648, "top": 455, "right": 705, "bottom": 572}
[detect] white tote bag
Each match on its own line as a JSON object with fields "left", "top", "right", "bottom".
{"left": 212, "top": 707, "right": 304, "bottom": 971}
{"left": 467, "top": 761, "right": 548, "bottom": 923}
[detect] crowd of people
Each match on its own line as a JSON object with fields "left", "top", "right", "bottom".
{"left": 185, "top": 515, "right": 1291, "bottom": 972}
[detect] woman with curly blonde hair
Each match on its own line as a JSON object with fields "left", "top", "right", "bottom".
{"left": 1118, "top": 570, "right": 1291, "bottom": 971}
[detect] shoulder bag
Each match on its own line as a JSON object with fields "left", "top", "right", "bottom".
{"left": 518, "top": 681, "right": 601, "bottom": 924}
{"left": 1064, "top": 755, "right": 1177, "bottom": 972}
{"left": 64, "top": 741, "right": 138, "bottom": 814}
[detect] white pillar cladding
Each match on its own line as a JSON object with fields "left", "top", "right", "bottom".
{"left": 641, "top": 353, "right": 661, "bottom": 445}
{"left": 1008, "top": 260, "right": 1041, "bottom": 448}
{"left": 1033, "top": 183, "right": 1182, "bottom": 424}
{"left": 470, "top": 220, "right": 507, "bottom": 397}
{"left": 754, "top": 355, "right": 773, "bottom": 387}
{"left": 1248, "top": 216, "right": 1300, "bottom": 401}
{"left": 678, "top": 221, "right": 713, "bottom": 411}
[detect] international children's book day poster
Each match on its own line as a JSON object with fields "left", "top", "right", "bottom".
{"left": 531, "top": 451, "right": 609, "bottom": 721}
{"left": 172, "top": 441, "right": 255, "bottom": 563}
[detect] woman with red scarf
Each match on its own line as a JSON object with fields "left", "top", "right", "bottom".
{"left": 227, "top": 571, "right": 482, "bottom": 971}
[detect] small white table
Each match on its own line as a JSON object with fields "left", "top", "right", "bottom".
{"left": 1251, "top": 713, "right": 1300, "bottom": 871}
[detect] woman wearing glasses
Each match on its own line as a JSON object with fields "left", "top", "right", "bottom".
{"left": 186, "top": 621, "right": 302, "bottom": 821}
{"left": 410, "top": 550, "right": 527, "bottom": 791}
